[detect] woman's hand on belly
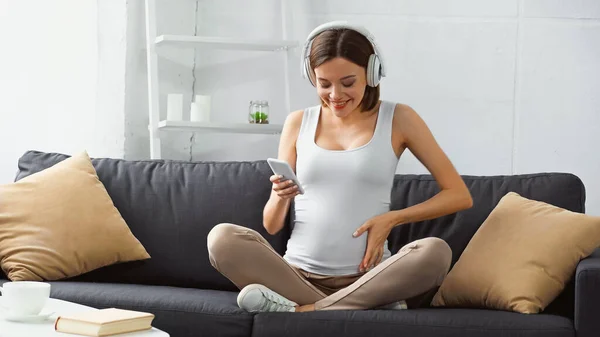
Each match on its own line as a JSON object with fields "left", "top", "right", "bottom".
{"left": 352, "top": 212, "right": 397, "bottom": 272}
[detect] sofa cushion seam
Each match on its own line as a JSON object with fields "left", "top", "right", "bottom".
{"left": 256, "top": 317, "right": 573, "bottom": 331}
{"left": 86, "top": 303, "right": 252, "bottom": 318}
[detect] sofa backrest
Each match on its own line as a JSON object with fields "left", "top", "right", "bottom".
{"left": 7, "top": 151, "right": 586, "bottom": 317}
{"left": 386, "top": 173, "right": 585, "bottom": 263}
{"left": 10, "top": 151, "right": 290, "bottom": 292}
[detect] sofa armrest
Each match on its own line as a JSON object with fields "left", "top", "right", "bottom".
{"left": 575, "top": 248, "right": 600, "bottom": 337}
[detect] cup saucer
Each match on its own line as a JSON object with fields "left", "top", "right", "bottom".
{"left": 0, "top": 309, "right": 55, "bottom": 323}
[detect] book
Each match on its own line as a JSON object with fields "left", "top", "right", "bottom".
{"left": 54, "top": 308, "right": 155, "bottom": 337}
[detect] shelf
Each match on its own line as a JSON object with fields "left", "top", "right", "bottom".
{"left": 155, "top": 35, "right": 299, "bottom": 51}
{"left": 157, "top": 120, "right": 283, "bottom": 134}
{"left": 145, "top": 0, "right": 295, "bottom": 159}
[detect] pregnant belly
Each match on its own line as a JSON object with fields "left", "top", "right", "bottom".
{"left": 288, "top": 195, "right": 390, "bottom": 273}
{"left": 287, "top": 216, "right": 369, "bottom": 271}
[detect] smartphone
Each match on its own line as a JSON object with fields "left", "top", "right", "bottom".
{"left": 266, "top": 158, "right": 305, "bottom": 195}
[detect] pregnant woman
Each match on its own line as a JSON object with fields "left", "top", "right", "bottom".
{"left": 207, "top": 21, "right": 473, "bottom": 313}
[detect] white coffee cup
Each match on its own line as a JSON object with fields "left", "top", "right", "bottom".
{"left": 0, "top": 281, "right": 51, "bottom": 316}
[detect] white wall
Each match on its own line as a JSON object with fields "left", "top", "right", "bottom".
{"left": 515, "top": 1, "right": 600, "bottom": 214}
{"left": 126, "top": 0, "right": 600, "bottom": 214}
{"left": 2, "top": 1, "right": 597, "bottom": 215}
{"left": 0, "top": 0, "right": 126, "bottom": 184}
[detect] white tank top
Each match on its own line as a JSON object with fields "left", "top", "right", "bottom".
{"left": 283, "top": 101, "right": 400, "bottom": 276}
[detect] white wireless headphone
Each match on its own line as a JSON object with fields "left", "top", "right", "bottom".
{"left": 301, "top": 21, "right": 387, "bottom": 88}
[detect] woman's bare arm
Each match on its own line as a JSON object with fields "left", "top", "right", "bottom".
{"left": 390, "top": 104, "right": 473, "bottom": 225}
{"left": 262, "top": 110, "right": 304, "bottom": 235}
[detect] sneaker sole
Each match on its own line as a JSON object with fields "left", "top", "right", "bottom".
{"left": 237, "top": 284, "right": 264, "bottom": 310}
{"left": 237, "top": 284, "right": 297, "bottom": 312}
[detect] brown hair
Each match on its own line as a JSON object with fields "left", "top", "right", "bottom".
{"left": 309, "top": 28, "right": 380, "bottom": 112}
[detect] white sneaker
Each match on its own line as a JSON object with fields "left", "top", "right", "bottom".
{"left": 237, "top": 284, "right": 297, "bottom": 313}
{"left": 377, "top": 300, "right": 408, "bottom": 310}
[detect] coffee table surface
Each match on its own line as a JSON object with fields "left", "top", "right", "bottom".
{"left": 0, "top": 297, "right": 169, "bottom": 337}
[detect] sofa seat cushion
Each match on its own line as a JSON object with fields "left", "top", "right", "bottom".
{"left": 253, "top": 308, "right": 574, "bottom": 337}
{"left": 2, "top": 280, "right": 251, "bottom": 337}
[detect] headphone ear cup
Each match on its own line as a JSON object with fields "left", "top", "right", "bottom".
{"left": 367, "top": 54, "right": 381, "bottom": 87}
{"left": 304, "top": 58, "right": 316, "bottom": 87}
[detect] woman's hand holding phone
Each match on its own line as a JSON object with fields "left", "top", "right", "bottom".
{"left": 270, "top": 175, "right": 300, "bottom": 200}
{"left": 267, "top": 158, "right": 305, "bottom": 198}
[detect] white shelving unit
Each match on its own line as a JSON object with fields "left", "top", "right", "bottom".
{"left": 155, "top": 35, "right": 297, "bottom": 51}
{"left": 157, "top": 121, "right": 284, "bottom": 134}
{"left": 144, "top": 0, "right": 298, "bottom": 159}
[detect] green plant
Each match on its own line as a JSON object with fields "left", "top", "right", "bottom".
{"left": 253, "top": 112, "right": 268, "bottom": 121}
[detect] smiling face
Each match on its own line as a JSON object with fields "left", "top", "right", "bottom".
{"left": 314, "top": 57, "right": 367, "bottom": 118}
{"left": 308, "top": 28, "right": 380, "bottom": 115}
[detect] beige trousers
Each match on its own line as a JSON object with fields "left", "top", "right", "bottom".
{"left": 207, "top": 223, "right": 451, "bottom": 311}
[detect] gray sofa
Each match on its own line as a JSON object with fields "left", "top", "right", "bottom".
{"left": 1, "top": 150, "right": 599, "bottom": 337}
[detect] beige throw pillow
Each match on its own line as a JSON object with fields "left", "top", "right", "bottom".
{"left": 431, "top": 192, "right": 600, "bottom": 314}
{"left": 0, "top": 152, "right": 150, "bottom": 281}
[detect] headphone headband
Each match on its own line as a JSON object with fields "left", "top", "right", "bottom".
{"left": 301, "top": 21, "right": 387, "bottom": 86}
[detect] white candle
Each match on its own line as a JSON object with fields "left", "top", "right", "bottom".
{"left": 166, "top": 93, "right": 183, "bottom": 121}
{"left": 190, "top": 95, "right": 211, "bottom": 122}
